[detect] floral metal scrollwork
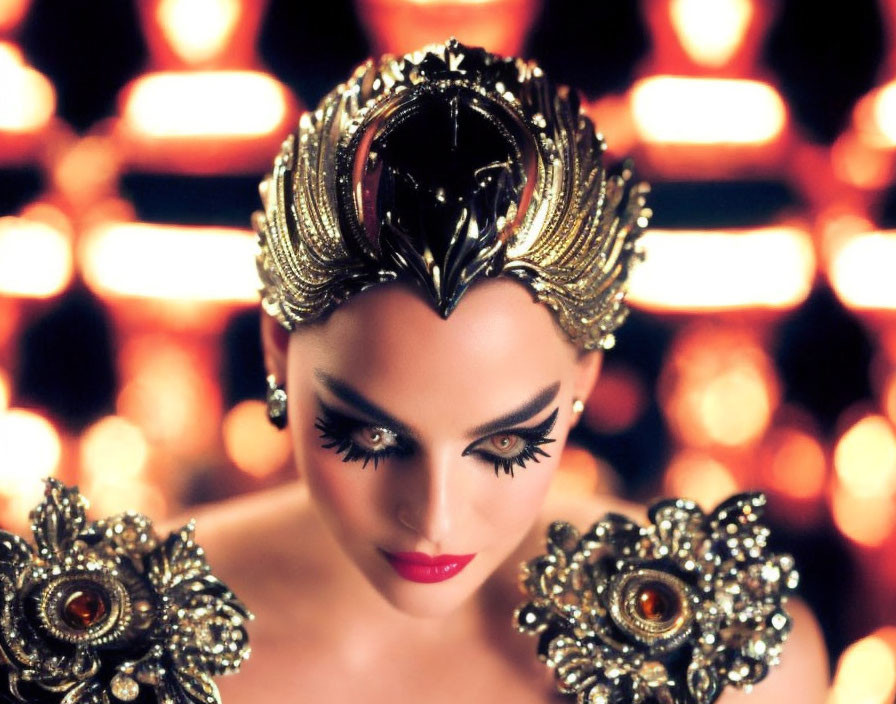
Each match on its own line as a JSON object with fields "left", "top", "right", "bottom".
{"left": 516, "top": 493, "right": 798, "bottom": 704}
{"left": 0, "top": 479, "right": 251, "bottom": 704}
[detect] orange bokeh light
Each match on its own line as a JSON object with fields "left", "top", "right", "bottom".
{"left": 117, "top": 338, "right": 219, "bottom": 457}
{"left": 628, "top": 228, "right": 815, "bottom": 312}
{"left": 830, "top": 483, "right": 895, "bottom": 548}
{"left": 156, "top": 0, "right": 240, "bottom": 65}
{"left": 80, "top": 415, "right": 165, "bottom": 518}
{"left": 0, "top": 41, "right": 55, "bottom": 133}
{"left": 669, "top": 0, "right": 752, "bottom": 68}
{"left": 631, "top": 76, "right": 786, "bottom": 145}
{"left": 80, "top": 415, "right": 150, "bottom": 482}
{"left": 663, "top": 450, "right": 739, "bottom": 510}
{"left": 222, "top": 400, "right": 292, "bottom": 478}
{"left": 834, "top": 414, "right": 896, "bottom": 499}
{"left": 355, "top": 0, "right": 540, "bottom": 57}
{"left": 0, "top": 409, "right": 61, "bottom": 529}
{"left": 551, "top": 445, "right": 620, "bottom": 498}
{"left": 828, "top": 231, "right": 896, "bottom": 311}
{"left": 122, "top": 71, "right": 288, "bottom": 138}
{"left": 885, "top": 373, "right": 896, "bottom": 428}
{"left": 760, "top": 427, "right": 827, "bottom": 501}
{"left": 828, "top": 630, "right": 896, "bottom": 704}
{"left": 81, "top": 222, "right": 258, "bottom": 303}
{"left": 660, "top": 326, "right": 779, "bottom": 449}
{"left": 0, "top": 0, "right": 30, "bottom": 32}
{"left": 0, "top": 368, "right": 9, "bottom": 411}
{"left": 831, "top": 131, "right": 893, "bottom": 189}
{"left": 584, "top": 365, "right": 647, "bottom": 434}
{"left": 0, "top": 216, "right": 73, "bottom": 298}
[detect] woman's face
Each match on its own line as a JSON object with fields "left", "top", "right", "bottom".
{"left": 270, "top": 279, "right": 600, "bottom": 618}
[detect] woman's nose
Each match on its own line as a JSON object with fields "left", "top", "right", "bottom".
{"left": 395, "top": 449, "right": 460, "bottom": 546}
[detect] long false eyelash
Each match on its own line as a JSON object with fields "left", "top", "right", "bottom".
{"left": 465, "top": 407, "right": 559, "bottom": 478}
{"left": 314, "top": 405, "right": 411, "bottom": 469}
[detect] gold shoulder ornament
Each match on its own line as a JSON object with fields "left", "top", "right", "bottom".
{"left": 0, "top": 480, "right": 251, "bottom": 704}
{"left": 254, "top": 39, "right": 649, "bottom": 351}
{"left": 516, "top": 493, "right": 799, "bottom": 704}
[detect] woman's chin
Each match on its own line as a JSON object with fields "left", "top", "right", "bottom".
{"left": 362, "top": 560, "right": 487, "bottom": 619}
{"left": 376, "top": 581, "right": 477, "bottom": 619}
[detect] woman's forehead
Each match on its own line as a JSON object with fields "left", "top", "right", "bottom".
{"left": 290, "top": 279, "right": 575, "bottom": 422}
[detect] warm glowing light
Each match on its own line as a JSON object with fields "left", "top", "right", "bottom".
{"left": 123, "top": 72, "right": 287, "bottom": 138}
{"left": 0, "top": 0, "right": 30, "bottom": 31}
{"left": 0, "top": 217, "right": 73, "bottom": 298}
{"left": 631, "top": 76, "right": 785, "bottom": 144}
{"left": 81, "top": 222, "right": 258, "bottom": 302}
{"left": 629, "top": 228, "right": 815, "bottom": 311}
{"left": 117, "top": 338, "right": 219, "bottom": 458}
{"left": 669, "top": 0, "right": 752, "bottom": 68}
{"left": 885, "top": 374, "right": 896, "bottom": 428}
{"left": 832, "top": 131, "right": 893, "bottom": 189}
{"left": 80, "top": 415, "right": 150, "bottom": 483}
{"left": 828, "top": 632, "right": 896, "bottom": 704}
{"left": 829, "top": 231, "right": 896, "bottom": 310}
{"left": 584, "top": 365, "right": 647, "bottom": 434}
{"left": 222, "top": 400, "right": 291, "bottom": 478}
{"left": 870, "top": 81, "right": 896, "bottom": 148}
{"left": 80, "top": 413, "right": 162, "bottom": 534}
{"left": 762, "top": 428, "right": 827, "bottom": 501}
{"left": 831, "top": 484, "right": 895, "bottom": 547}
{"left": 0, "top": 409, "right": 61, "bottom": 498}
{"left": 0, "top": 41, "right": 55, "bottom": 132}
{"left": 834, "top": 415, "right": 896, "bottom": 499}
{"left": 157, "top": 0, "right": 240, "bottom": 64}
{"left": 84, "top": 478, "right": 167, "bottom": 519}
{"left": 0, "top": 368, "right": 9, "bottom": 411}
{"left": 664, "top": 451, "right": 739, "bottom": 510}
{"left": 550, "top": 445, "right": 620, "bottom": 498}
{"left": 660, "top": 326, "right": 779, "bottom": 449}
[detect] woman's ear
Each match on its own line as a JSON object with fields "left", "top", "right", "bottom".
{"left": 572, "top": 351, "right": 603, "bottom": 410}
{"left": 260, "top": 313, "right": 290, "bottom": 382}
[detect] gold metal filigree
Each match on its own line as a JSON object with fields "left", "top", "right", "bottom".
{"left": 0, "top": 479, "right": 251, "bottom": 704}
{"left": 254, "top": 38, "right": 649, "bottom": 351}
{"left": 516, "top": 493, "right": 799, "bottom": 704}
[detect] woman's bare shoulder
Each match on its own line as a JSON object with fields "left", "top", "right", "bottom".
{"left": 718, "top": 597, "right": 829, "bottom": 704}
{"left": 160, "top": 482, "right": 317, "bottom": 584}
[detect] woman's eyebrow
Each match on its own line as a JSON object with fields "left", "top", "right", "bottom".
{"left": 466, "top": 381, "right": 561, "bottom": 437}
{"left": 314, "top": 370, "right": 416, "bottom": 438}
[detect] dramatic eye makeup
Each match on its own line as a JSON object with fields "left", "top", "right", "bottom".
{"left": 312, "top": 370, "right": 562, "bottom": 476}
{"left": 462, "top": 408, "right": 557, "bottom": 477}
{"left": 315, "top": 403, "right": 414, "bottom": 469}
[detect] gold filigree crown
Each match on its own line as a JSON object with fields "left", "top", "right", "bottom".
{"left": 254, "top": 39, "right": 649, "bottom": 351}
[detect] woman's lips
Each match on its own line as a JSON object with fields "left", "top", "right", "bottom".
{"left": 380, "top": 550, "right": 476, "bottom": 583}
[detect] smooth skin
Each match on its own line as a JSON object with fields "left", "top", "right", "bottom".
{"left": 189, "top": 279, "right": 829, "bottom": 703}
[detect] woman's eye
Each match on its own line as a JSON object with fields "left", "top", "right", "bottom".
{"left": 475, "top": 433, "right": 527, "bottom": 458}
{"left": 462, "top": 408, "right": 560, "bottom": 478}
{"left": 351, "top": 426, "right": 399, "bottom": 453}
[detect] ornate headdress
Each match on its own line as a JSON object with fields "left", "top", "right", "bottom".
{"left": 254, "top": 39, "right": 649, "bottom": 351}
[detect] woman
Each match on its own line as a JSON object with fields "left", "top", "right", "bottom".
{"left": 193, "top": 40, "right": 828, "bottom": 703}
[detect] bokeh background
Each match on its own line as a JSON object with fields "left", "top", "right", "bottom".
{"left": 1, "top": 0, "right": 895, "bottom": 700}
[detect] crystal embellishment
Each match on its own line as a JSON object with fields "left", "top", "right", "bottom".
{"left": 0, "top": 479, "right": 252, "bottom": 703}
{"left": 515, "top": 493, "right": 798, "bottom": 704}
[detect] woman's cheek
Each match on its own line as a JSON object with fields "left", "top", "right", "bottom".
{"left": 475, "top": 453, "right": 559, "bottom": 537}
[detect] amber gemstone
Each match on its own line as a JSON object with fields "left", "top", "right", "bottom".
{"left": 62, "top": 587, "right": 108, "bottom": 630}
{"left": 635, "top": 582, "right": 679, "bottom": 623}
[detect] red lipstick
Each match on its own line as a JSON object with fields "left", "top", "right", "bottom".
{"left": 380, "top": 550, "right": 475, "bottom": 583}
